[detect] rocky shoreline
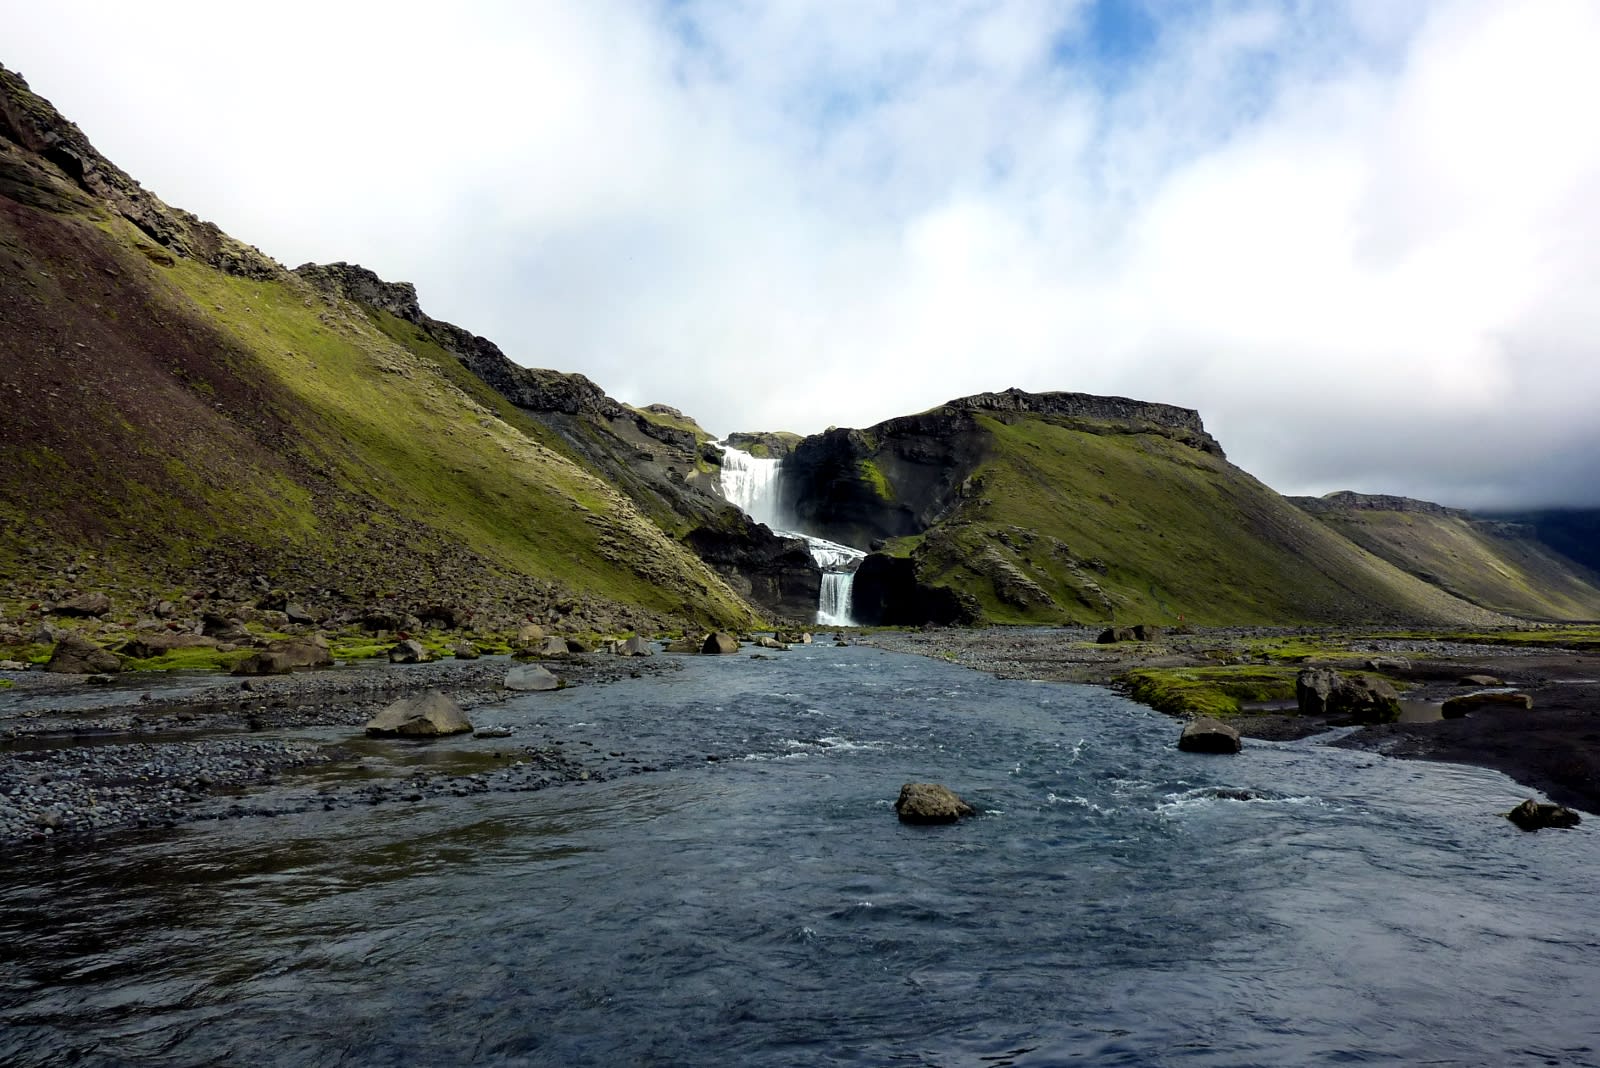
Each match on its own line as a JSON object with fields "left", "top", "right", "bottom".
{"left": 0, "top": 653, "right": 681, "bottom": 847}
{"left": 866, "top": 625, "right": 1600, "bottom": 814}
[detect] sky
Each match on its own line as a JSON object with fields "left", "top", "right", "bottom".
{"left": 4, "top": 0, "right": 1599, "bottom": 509}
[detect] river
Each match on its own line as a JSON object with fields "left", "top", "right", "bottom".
{"left": 3, "top": 644, "right": 1596, "bottom": 1066}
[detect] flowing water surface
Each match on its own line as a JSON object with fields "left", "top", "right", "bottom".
{"left": 3, "top": 645, "right": 1597, "bottom": 1066}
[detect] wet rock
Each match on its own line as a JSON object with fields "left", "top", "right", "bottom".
{"left": 1506, "top": 798, "right": 1581, "bottom": 832}
{"left": 1178, "top": 717, "right": 1242, "bottom": 754}
{"left": 44, "top": 633, "right": 121, "bottom": 674}
{"left": 452, "top": 642, "right": 481, "bottom": 660}
{"left": 702, "top": 632, "right": 740, "bottom": 655}
{"left": 388, "top": 638, "right": 431, "bottom": 664}
{"left": 756, "top": 636, "right": 789, "bottom": 650}
{"left": 233, "top": 639, "right": 333, "bottom": 676}
{"left": 1365, "top": 657, "right": 1410, "bottom": 673}
{"left": 1442, "top": 691, "right": 1533, "bottom": 718}
{"left": 504, "top": 664, "right": 562, "bottom": 691}
{"left": 474, "top": 726, "right": 514, "bottom": 738}
{"left": 664, "top": 636, "right": 702, "bottom": 654}
{"left": 53, "top": 591, "right": 111, "bottom": 617}
{"left": 616, "top": 635, "right": 653, "bottom": 657}
{"left": 1459, "top": 674, "right": 1503, "bottom": 687}
{"left": 894, "top": 782, "right": 976, "bottom": 824}
{"left": 1297, "top": 668, "right": 1400, "bottom": 722}
{"left": 365, "top": 692, "right": 472, "bottom": 736}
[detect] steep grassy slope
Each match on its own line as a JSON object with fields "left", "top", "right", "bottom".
{"left": 1292, "top": 493, "right": 1600, "bottom": 621}
{"left": 0, "top": 65, "right": 756, "bottom": 631}
{"left": 785, "top": 392, "right": 1513, "bottom": 627}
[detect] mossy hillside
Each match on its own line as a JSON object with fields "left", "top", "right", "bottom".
{"left": 150, "top": 253, "right": 758, "bottom": 626}
{"left": 903, "top": 415, "right": 1513, "bottom": 627}
{"left": 626, "top": 404, "right": 714, "bottom": 445}
{"left": 1306, "top": 508, "right": 1600, "bottom": 621}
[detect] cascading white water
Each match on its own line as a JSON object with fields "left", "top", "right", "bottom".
{"left": 716, "top": 444, "right": 784, "bottom": 530}
{"left": 717, "top": 443, "right": 865, "bottom": 627}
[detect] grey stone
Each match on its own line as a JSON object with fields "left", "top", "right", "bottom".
{"left": 1178, "top": 717, "right": 1241, "bottom": 754}
{"left": 365, "top": 692, "right": 472, "bottom": 736}
{"left": 894, "top": 782, "right": 976, "bottom": 824}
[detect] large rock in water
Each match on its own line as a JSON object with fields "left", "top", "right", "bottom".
{"left": 1506, "top": 798, "right": 1582, "bottom": 832}
{"left": 45, "top": 633, "right": 121, "bottom": 674}
{"left": 504, "top": 664, "right": 563, "bottom": 691}
{"left": 365, "top": 692, "right": 472, "bottom": 736}
{"left": 1296, "top": 668, "right": 1400, "bottom": 722}
{"left": 702, "top": 632, "right": 740, "bottom": 655}
{"left": 616, "top": 635, "right": 653, "bottom": 657}
{"left": 1178, "top": 717, "right": 1242, "bottom": 754}
{"left": 894, "top": 782, "right": 976, "bottom": 824}
{"left": 233, "top": 639, "right": 333, "bottom": 676}
{"left": 1442, "top": 690, "right": 1532, "bottom": 718}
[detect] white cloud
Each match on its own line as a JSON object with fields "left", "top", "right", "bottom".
{"left": 4, "top": 0, "right": 1598, "bottom": 506}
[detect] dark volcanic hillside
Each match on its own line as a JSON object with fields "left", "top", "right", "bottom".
{"left": 783, "top": 389, "right": 1516, "bottom": 627}
{"left": 1291, "top": 492, "right": 1600, "bottom": 621}
{"left": 0, "top": 64, "right": 759, "bottom": 632}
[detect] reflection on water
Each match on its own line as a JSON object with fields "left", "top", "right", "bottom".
{"left": 3, "top": 646, "right": 1598, "bottom": 1067}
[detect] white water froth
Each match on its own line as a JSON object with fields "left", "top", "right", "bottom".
{"left": 717, "top": 442, "right": 867, "bottom": 626}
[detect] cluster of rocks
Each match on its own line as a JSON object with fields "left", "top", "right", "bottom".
{"left": 1098, "top": 624, "right": 1166, "bottom": 644}
{"left": 1295, "top": 667, "right": 1402, "bottom": 723}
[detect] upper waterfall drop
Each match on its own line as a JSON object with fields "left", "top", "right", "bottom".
{"left": 717, "top": 442, "right": 865, "bottom": 626}
{"left": 716, "top": 443, "right": 784, "bottom": 530}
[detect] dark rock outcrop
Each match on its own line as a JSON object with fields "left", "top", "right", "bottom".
{"left": 1506, "top": 798, "right": 1581, "bottom": 832}
{"left": 851, "top": 554, "right": 978, "bottom": 627}
{"left": 1178, "top": 717, "right": 1242, "bottom": 754}
{"left": 51, "top": 591, "right": 110, "bottom": 617}
{"left": 894, "top": 782, "right": 977, "bottom": 824}
{"left": 684, "top": 518, "right": 820, "bottom": 621}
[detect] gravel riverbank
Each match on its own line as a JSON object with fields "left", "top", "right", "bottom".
{"left": 0, "top": 653, "right": 680, "bottom": 846}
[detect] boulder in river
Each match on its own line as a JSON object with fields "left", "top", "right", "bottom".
{"left": 45, "top": 633, "right": 121, "bottom": 674}
{"left": 52, "top": 591, "right": 111, "bottom": 618}
{"left": 1177, "top": 717, "right": 1242, "bottom": 754}
{"left": 233, "top": 639, "right": 333, "bottom": 676}
{"left": 894, "top": 782, "right": 977, "bottom": 824}
{"left": 387, "top": 638, "right": 431, "bottom": 664}
{"left": 702, "top": 632, "right": 740, "bottom": 655}
{"left": 1442, "top": 690, "right": 1532, "bottom": 718}
{"left": 664, "top": 636, "right": 702, "bottom": 653}
{"left": 1297, "top": 668, "right": 1400, "bottom": 722}
{"left": 616, "top": 635, "right": 653, "bottom": 657}
{"left": 756, "top": 636, "right": 789, "bottom": 650}
{"left": 504, "top": 664, "right": 563, "bottom": 691}
{"left": 534, "top": 636, "right": 570, "bottom": 658}
{"left": 365, "top": 692, "right": 472, "bottom": 736}
{"left": 1506, "top": 798, "right": 1581, "bottom": 832}
{"left": 1459, "top": 674, "right": 1503, "bottom": 687}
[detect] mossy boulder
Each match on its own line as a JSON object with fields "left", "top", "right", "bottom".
{"left": 1506, "top": 799, "right": 1581, "bottom": 832}
{"left": 233, "top": 639, "right": 333, "bottom": 676}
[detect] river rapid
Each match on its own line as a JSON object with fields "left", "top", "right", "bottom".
{"left": 3, "top": 644, "right": 1597, "bottom": 1066}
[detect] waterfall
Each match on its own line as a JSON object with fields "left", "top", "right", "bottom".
{"left": 717, "top": 443, "right": 865, "bottom": 627}
{"left": 716, "top": 444, "right": 783, "bottom": 529}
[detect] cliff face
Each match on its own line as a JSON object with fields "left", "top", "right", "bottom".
{"left": 292, "top": 261, "right": 820, "bottom": 621}
{"left": 786, "top": 389, "right": 1516, "bottom": 627}
{"left": 1292, "top": 493, "right": 1600, "bottom": 621}
{"left": 0, "top": 63, "right": 761, "bottom": 632}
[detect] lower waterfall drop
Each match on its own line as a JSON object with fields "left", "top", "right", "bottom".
{"left": 716, "top": 442, "right": 865, "bottom": 626}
